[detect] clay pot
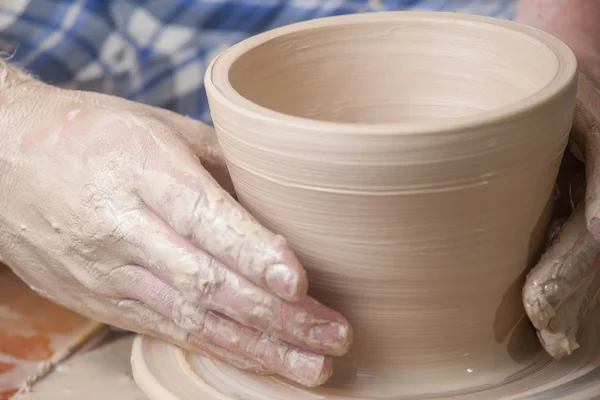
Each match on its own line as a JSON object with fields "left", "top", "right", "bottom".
{"left": 205, "top": 11, "right": 578, "bottom": 396}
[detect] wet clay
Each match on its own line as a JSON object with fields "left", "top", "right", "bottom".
{"left": 132, "top": 11, "right": 581, "bottom": 399}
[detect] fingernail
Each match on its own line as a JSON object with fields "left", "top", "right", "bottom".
{"left": 309, "top": 322, "right": 351, "bottom": 356}
{"left": 265, "top": 263, "right": 298, "bottom": 300}
{"left": 284, "top": 350, "right": 332, "bottom": 387}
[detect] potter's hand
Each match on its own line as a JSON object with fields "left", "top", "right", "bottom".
{"left": 0, "top": 63, "right": 351, "bottom": 387}
{"left": 516, "top": 0, "right": 600, "bottom": 358}
{"left": 522, "top": 201, "right": 600, "bottom": 358}
{"left": 521, "top": 72, "right": 600, "bottom": 359}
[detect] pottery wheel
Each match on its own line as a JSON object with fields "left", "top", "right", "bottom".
{"left": 131, "top": 312, "right": 600, "bottom": 400}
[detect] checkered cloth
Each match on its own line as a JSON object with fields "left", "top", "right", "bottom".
{"left": 0, "top": 0, "right": 517, "bottom": 124}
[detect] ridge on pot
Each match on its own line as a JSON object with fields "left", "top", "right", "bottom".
{"left": 205, "top": 11, "right": 578, "bottom": 396}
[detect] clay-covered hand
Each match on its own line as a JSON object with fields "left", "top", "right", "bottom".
{"left": 0, "top": 63, "right": 351, "bottom": 387}
{"left": 515, "top": 0, "right": 600, "bottom": 358}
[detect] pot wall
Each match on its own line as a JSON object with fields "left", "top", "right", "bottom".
{"left": 205, "top": 12, "right": 578, "bottom": 394}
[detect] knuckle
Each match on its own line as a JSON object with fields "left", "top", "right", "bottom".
{"left": 239, "top": 330, "right": 269, "bottom": 359}
{"left": 186, "top": 184, "right": 252, "bottom": 263}
{"left": 262, "top": 308, "right": 284, "bottom": 335}
{"left": 239, "top": 300, "right": 278, "bottom": 334}
{"left": 199, "top": 257, "right": 223, "bottom": 302}
{"left": 173, "top": 299, "right": 210, "bottom": 332}
{"left": 174, "top": 254, "right": 225, "bottom": 305}
{"left": 163, "top": 325, "right": 190, "bottom": 344}
{"left": 115, "top": 298, "right": 137, "bottom": 309}
{"left": 202, "top": 311, "right": 260, "bottom": 357}
{"left": 155, "top": 185, "right": 204, "bottom": 238}
{"left": 76, "top": 186, "right": 143, "bottom": 254}
{"left": 115, "top": 298, "right": 190, "bottom": 343}
{"left": 107, "top": 264, "right": 144, "bottom": 296}
{"left": 206, "top": 311, "right": 236, "bottom": 344}
{"left": 244, "top": 293, "right": 279, "bottom": 329}
{"left": 211, "top": 279, "right": 279, "bottom": 335}
{"left": 68, "top": 258, "right": 116, "bottom": 296}
{"left": 109, "top": 264, "right": 136, "bottom": 280}
{"left": 114, "top": 298, "right": 148, "bottom": 329}
{"left": 188, "top": 192, "right": 208, "bottom": 240}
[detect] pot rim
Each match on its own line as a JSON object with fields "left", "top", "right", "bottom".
{"left": 204, "top": 11, "right": 578, "bottom": 135}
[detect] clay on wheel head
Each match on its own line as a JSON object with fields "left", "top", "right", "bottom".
{"left": 133, "top": 11, "right": 583, "bottom": 400}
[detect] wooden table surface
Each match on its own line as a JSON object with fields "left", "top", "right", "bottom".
{"left": 13, "top": 336, "right": 147, "bottom": 400}
{"left": 0, "top": 266, "right": 93, "bottom": 399}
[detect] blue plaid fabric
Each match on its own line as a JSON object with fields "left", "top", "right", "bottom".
{"left": 0, "top": 0, "right": 517, "bottom": 124}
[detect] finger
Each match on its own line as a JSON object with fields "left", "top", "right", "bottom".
{"left": 111, "top": 267, "right": 332, "bottom": 387}
{"left": 138, "top": 152, "right": 309, "bottom": 302}
{"left": 186, "top": 314, "right": 333, "bottom": 387}
{"left": 523, "top": 202, "right": 600, "bottom": 330}
{"left": 109, "top": 265, "right": 271, "bottom": 374}
{"left": 123, "top": 208, "right": 352, "bottom": 356}
{"left": 537, "top": 266, "right": 600, "bottom": 359}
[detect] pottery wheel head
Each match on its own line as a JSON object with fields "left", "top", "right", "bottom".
{"left": 131, "top": 312, "right": 600, "bottom": 400}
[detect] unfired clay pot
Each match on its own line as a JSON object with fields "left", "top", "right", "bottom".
{"left": 131, "top": 11, "right": 587, "bottom": 400}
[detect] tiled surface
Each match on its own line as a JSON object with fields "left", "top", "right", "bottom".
{"left": 0, "top": 266, "right": 91, "bottom": 399}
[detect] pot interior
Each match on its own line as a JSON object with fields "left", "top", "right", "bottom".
{"left": 228, "top": 18, "right": 558, "bottom": 124}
